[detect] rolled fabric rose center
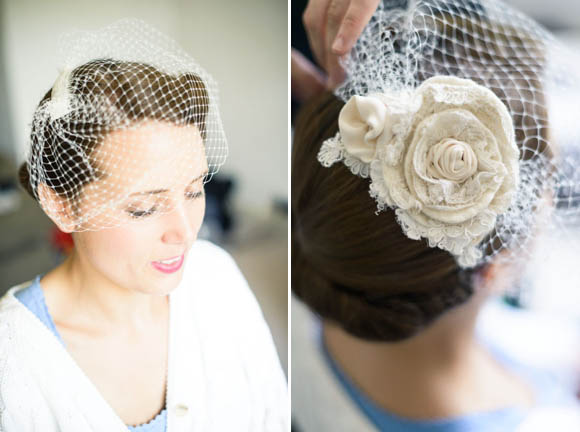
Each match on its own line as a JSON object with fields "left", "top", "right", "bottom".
{"left": 426, "top": 138, "right": 478, "bottom": 182}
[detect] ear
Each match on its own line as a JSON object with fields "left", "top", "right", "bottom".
{"left": 36, "top": 183, "right": 76, "bottom": 233}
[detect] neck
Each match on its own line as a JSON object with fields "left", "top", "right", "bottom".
{"left": 44, "top": 248, "right": 168, "bottom": 334}
{"left": 322, "top": 287, "right": 535, "bottom": 418}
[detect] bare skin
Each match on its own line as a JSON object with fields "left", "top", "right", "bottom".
{"left": 323, "top": 262, "right": 536, "bottom": 420}
{"left": 302, "top": 0, "right": 381, "bottom": 88}
{"left": 41, "top": 253, "right": 169, "bottom": 425}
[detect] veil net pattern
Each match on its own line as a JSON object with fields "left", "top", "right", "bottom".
{"left": 24, "top": 18, "right": 227, "bottom": 231}
{"left": 333, "top": 0, "right": 580, "bottom": 266}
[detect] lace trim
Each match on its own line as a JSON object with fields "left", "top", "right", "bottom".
{"left": 318, "top": 133, "right": 371, "bottom": 178}
{"left": 395, "top": 208, "right": 491, "bottom": 267}
{"left": 127, "top": 408, "right": 167, "bottom": 431}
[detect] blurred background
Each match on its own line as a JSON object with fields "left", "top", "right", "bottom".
{"left": 0, "top": 0, "right": 288, "bottom": 374}
{"left": 482, "top": 0, "right": 580, "bottom": 388}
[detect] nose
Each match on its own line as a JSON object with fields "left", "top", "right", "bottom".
{"left": 161, "top": 203, "right": 196, "bottom": 245}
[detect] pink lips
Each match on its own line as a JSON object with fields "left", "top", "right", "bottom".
{"left": 151, "top": 254, "right": 184, "bottom": 274}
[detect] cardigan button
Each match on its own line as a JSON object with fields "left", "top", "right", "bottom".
{"left": 174, "top": 403, "right": 189, "bottom": 417}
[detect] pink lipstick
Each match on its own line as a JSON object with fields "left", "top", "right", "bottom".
{"left": 151, "top": 254, "right": 184, "bottom": 274}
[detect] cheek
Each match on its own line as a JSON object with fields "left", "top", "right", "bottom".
{"left": 180, "top": 197, "right": 206, "bottom": 240}
{"left": 78, "top": 227, "right": 148, "bottom": 271}
{"left": 130, "top": 198, "right": 206, "bottom": 244}
{"left": 193, "top": 197, "right": 206, "bottom": 229}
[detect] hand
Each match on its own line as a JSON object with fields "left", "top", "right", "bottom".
{"left": 291, "top": 48, "right": 326, "bottom": 103}
{"left": 303, "top": 0, "right": 380, "bottom": 88}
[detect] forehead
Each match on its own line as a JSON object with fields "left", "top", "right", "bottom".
{"left": 93, "top": 120, "right": 208, "bottom": 191}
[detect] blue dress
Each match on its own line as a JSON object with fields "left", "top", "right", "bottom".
{"left": 15, "top": 275, "right": 167, "bottom": 432}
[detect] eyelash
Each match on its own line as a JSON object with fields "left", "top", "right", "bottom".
{"left": 127, "top": 190, "right": 204, "bottom": 219}
{"left": 128, "top": 207, "right": 157, "bottom": 218}
{"left": 185, "top": 190, "right": 204, "bottom": 200}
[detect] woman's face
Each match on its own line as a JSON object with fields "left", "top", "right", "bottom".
{"left": 70, "top": 120, "right": 208, "bottom": 296}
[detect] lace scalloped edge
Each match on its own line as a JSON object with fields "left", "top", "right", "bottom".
{"left": 395, "top": 209, "right": 486, "bottom": 268}
{"left": 318, "top": 133, "right": 371, "bottom": 178}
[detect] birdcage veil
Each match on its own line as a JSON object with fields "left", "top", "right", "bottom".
{"left": 317, "top": 0, "right": 580, "bottom": 268}
{"left": 23, "top": 18, "right": 227, "bottom": 232}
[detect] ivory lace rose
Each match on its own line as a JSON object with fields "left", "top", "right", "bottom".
{"left": 318, "top": 76, "right": 520, "bottom": 267}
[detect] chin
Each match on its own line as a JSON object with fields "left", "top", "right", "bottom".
{"left": 151, "top": 272, "right": 184, "bottom": 295}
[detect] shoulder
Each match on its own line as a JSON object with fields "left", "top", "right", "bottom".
{"left": 0, "top": 283, "right": 49, "bottom": 429}
{"left": 176, "top": 241, "right": 288, "bottom": 425}
{"left": 182, "top": 240, "right": 259, "bottom": 313}
{"left": 1, "top": 279, "right": 35, "bottom": 307}
{"left": 182, "top": 238, "right": 282, "bottom": 352}
{"left": 177, "top": 240, "right": 270, "bottom": 350}
{"left": 188, "top": 238, "right": 234, "bottom": 262}
{"left": 0, "top": 279, "right": 42, "bottom": 365}
{"left": 184, "top": 240, "right": 242, "bottom": 281}
{"left": 0, "top": 281, "right": 34, "bottom": 343}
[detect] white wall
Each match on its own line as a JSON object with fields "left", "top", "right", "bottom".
{"left": 1, "top": 0, "right": 287, "bottom": 213}
{"left": 509, "top": 0, "right": 580, "bottom": 29}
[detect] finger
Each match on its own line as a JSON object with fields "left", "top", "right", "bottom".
{"left": 323, "top": 0, "right": 350, "bottom": 90}
{"left": 325, "top": 0, "right": 350, "bottom": 64}
{"left": 291, "top": 49, "right": 327, "bottom": 103}
{"left": 332, "top": 0, "right": 380, "bottom": 55}
{"left": 303, "top": 0, "right": 332, "bottom": 69}
{"left": 325, "top": 52, "right": 347, "bottom": 90}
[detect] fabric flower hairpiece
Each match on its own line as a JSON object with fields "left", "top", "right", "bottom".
{"left": 318, "top": 76, "right": 520, "bottom": 267}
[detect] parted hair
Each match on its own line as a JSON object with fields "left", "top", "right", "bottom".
{"left": 18, "top": 59, "right": 209, "bottom": 203}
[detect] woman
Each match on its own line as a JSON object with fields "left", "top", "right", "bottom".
{"left": 0, "top": 20, "right": 287, "bottom": 431}
{"left": 292, "top": 0, "right": 580, "bottom": 430}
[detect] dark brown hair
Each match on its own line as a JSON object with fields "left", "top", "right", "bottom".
{"left": 18, "top": 59, "right": 209, "bottom": 203}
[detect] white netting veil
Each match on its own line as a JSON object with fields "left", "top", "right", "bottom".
{"left": 22, "top": 18, "right": 227, "bottom": 231}
{"left": 318, "top": 0, "right": 580, "bottom": 268}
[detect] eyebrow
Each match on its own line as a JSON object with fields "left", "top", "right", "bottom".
{"left": 128, "top": 171, "right": 208, "bottom": 197}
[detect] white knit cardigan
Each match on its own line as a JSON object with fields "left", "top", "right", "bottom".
{"left": 0, "top": 240, "right": 288, "bottom": 431}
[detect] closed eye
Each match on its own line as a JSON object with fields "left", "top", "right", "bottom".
{"left": 185, "top": 190, "right": 204, "bottom": 200}
{"left": 128, "top": 206, "right": 157, "bottom": 218}
{"left": 126, "top": 187, "right": 203, "bottom": 219}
